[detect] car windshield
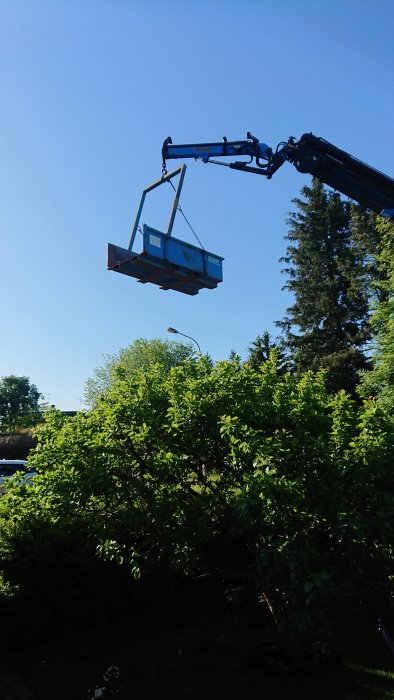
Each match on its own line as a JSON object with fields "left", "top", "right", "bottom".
{"left": 0, "top": 463, "right": 28, "bottom": 478}
{"left": 0, "top": 466, "right": 22, "bottom": 478}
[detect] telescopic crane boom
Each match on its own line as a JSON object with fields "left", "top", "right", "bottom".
{"left": 162, "top": 132, "right": 394, "bottom": 223}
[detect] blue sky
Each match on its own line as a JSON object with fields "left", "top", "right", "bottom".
{"left": 1, "top": 0, "right": 393, "bottom": 409}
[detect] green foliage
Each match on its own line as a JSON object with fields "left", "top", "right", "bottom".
{"left": 83, "top": 338, "right": 195, "bottom": 407}
{"left": 359, "top": 219, "right": 394, "bottom": 413}
{"left": 0, "top": 375, "right": 43, "bottom": 433}
{"left": 277, "top": 180, "right": 377, "bottom": 394}
{"left": 0, "top": 351, "right": 393, "bottom": 646}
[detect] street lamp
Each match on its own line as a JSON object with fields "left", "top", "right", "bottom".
{"left": 167, "top": 327, "right": 201, "bottom": 353}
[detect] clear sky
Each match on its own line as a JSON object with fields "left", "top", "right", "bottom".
{"left": 1, "top": 0, "right": 393, "bottom": 409}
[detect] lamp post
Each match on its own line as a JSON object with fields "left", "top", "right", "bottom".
{"left": 167, "top": 327, "right": 201, "bottom": 354}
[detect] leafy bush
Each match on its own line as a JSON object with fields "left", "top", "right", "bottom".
{"left": 0, "top": 431, "right": 36, "bottom": 459}
{"left": 0, "top": 353, "right": 393, "bottom": 646}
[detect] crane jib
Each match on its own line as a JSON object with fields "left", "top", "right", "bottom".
{"left": 162, "top": 133, "right": 394, "bottom": 221}
{"left": 164, "top": 140, "right": 272, "bottom": 161}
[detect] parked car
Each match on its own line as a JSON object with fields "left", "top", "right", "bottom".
{"left": 0, "top": 460, "right": 37, "bottom": 493}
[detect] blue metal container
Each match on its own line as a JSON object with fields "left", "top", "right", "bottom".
{"left": 107, "top": 228, "right": 224, "bottom": 295}
{"left": 143, "top": 226, "right": 223, "bottom": 282}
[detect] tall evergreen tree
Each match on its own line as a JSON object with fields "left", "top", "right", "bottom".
{"left": 277, "top": 179, "right": 375, "bottom": 395}
{"left": 359, "top": 219, "right": 394, "bottom": 412}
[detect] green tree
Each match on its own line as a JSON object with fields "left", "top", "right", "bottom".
{"left": 83, "top": 337, "right": 195, "bottom": 407}
{"left": 247, "top": 330, "right": 288, "bottom": 374}
{"left": 0, "top": 376, "right": 43, "bottom": 433}
{"left": 359, "top": 219, "right": 394, "bottom": 412}
{"left": 277, "top": 179, "right": 375, "bottom": 394}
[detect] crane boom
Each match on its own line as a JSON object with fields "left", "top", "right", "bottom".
{"left": 162, "top": 132, "right": 394, "bottom": 223}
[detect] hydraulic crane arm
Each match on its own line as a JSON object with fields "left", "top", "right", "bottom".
{"left": 162, "top": 132, "right": 394, "bottom": 223}
{"left": 162, "top": 132, "right": 286, "bottom": 178}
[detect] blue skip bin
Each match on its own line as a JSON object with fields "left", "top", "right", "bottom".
{"left": 107, "top": 225, "right": 223, "bottom": 296}
{"left": 107, "top": 165, "right": 224, "bottom": 295}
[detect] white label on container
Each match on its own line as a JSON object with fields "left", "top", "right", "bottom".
{"left": 150, "top": 235, "right": 161, "bottom": 248}
{"left": 208, "top": 256, "right": 220, "bottom": 265}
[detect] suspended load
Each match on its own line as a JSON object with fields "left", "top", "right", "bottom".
{"left": 107, "top": 165, "right": 223, "bottom": 295}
